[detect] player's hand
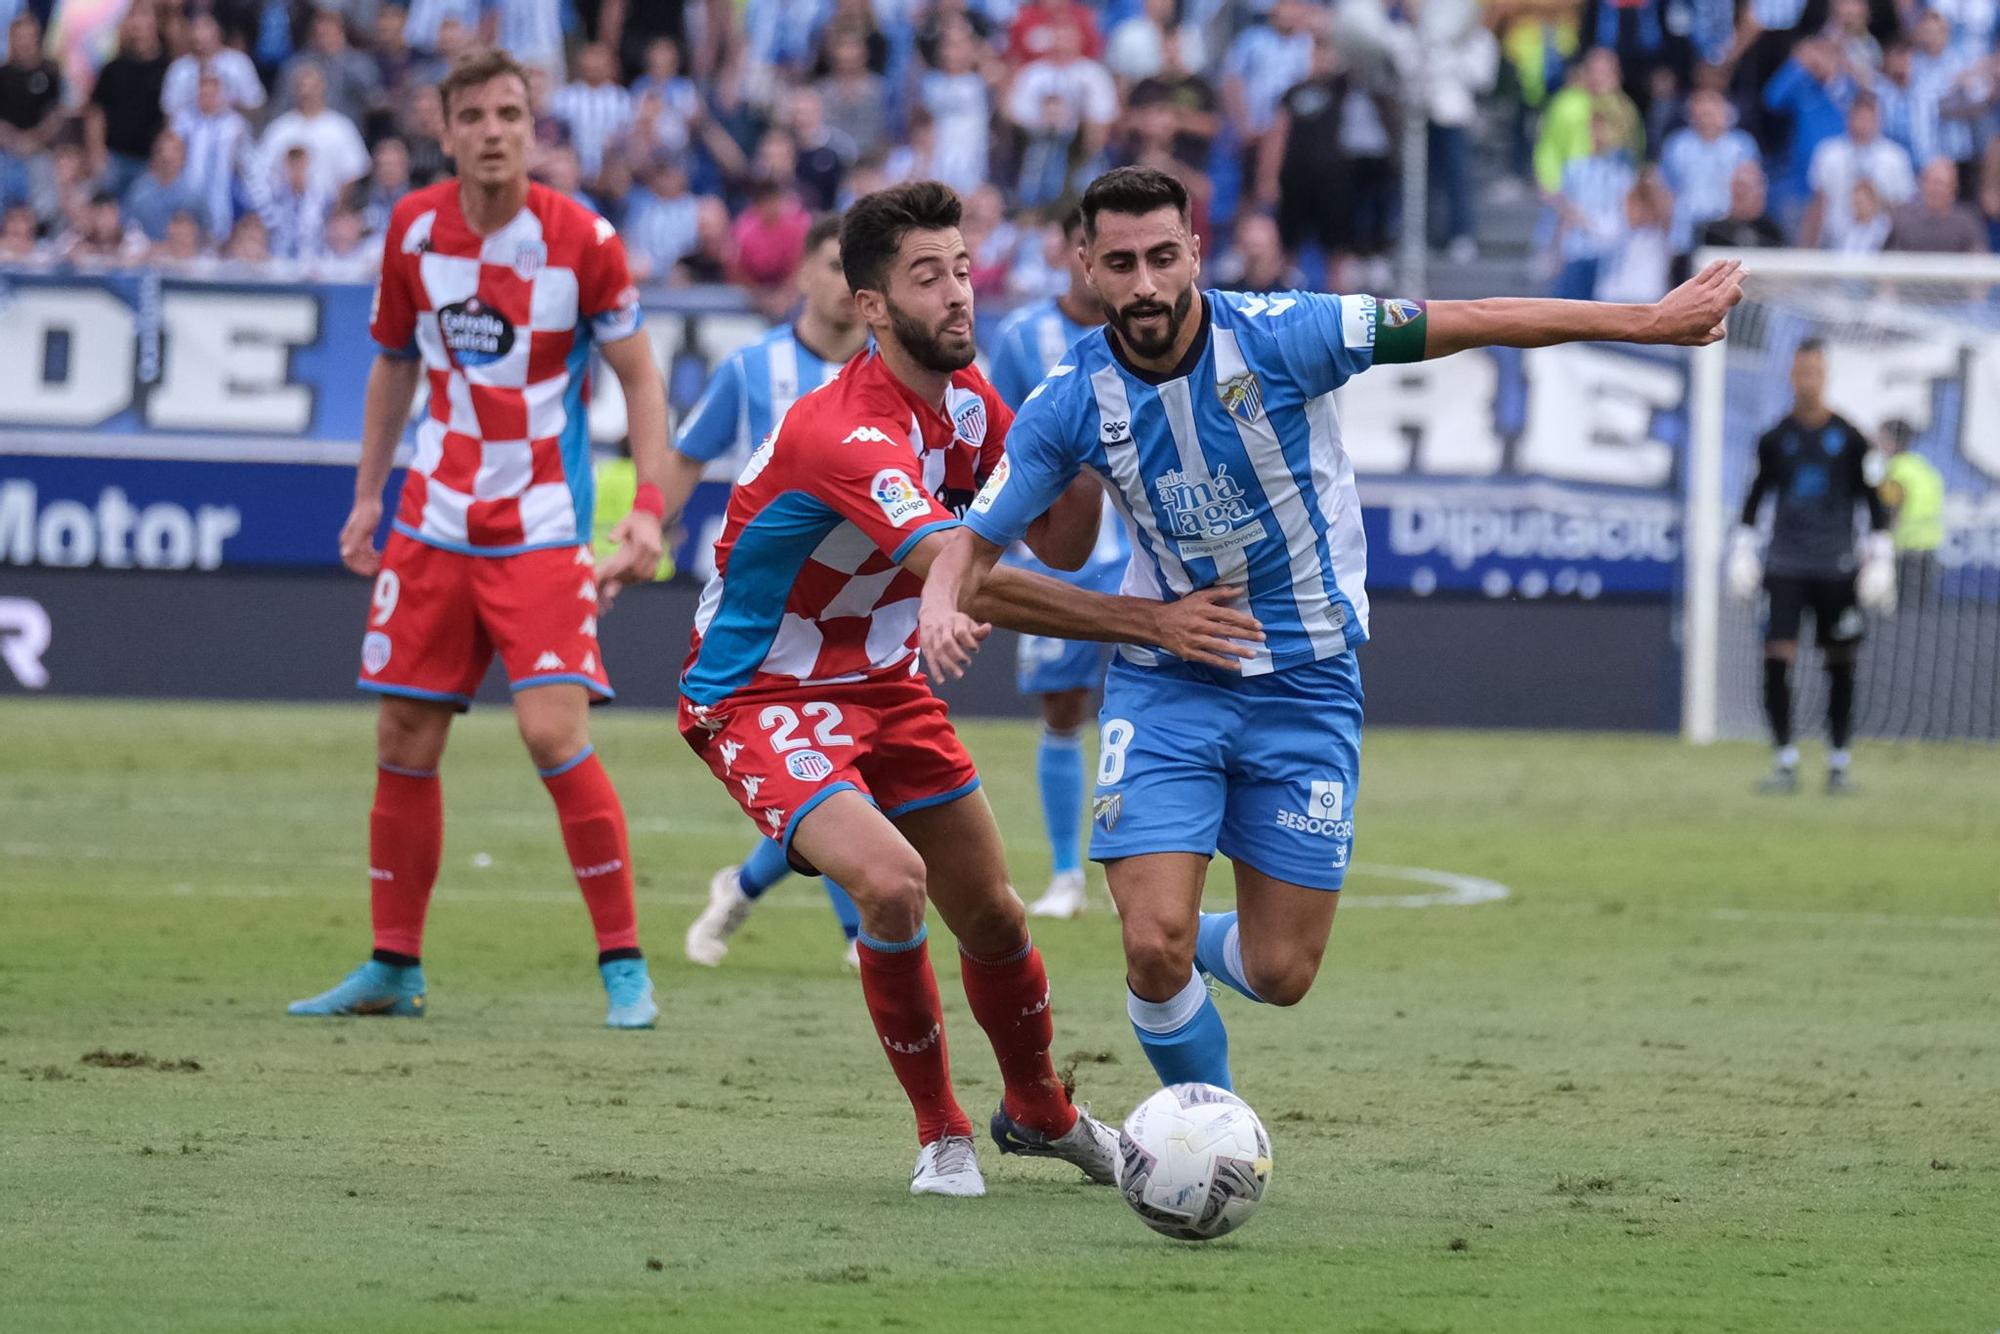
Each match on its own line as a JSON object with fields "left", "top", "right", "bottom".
{"left": 1150, "top": 586, "right": 1265, "bottom": 670}
{"left": 596, "top": 510, "right": 665, "bottom": 612}
{"left": 921, "top": 607, "right": 992, "bottom": 682}
{"left": 1726, "top": 526, "right": 1763, "bottom": 601}
{"left": 1856, "top": 532, "right": 1897, "bottom": 614}
{"left": 338, "top": 497, "right": 384, "bottom": 577}
{"left": 1649, "top": 259, "right": 1746, "bottom": 346}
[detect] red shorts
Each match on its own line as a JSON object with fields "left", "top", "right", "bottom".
{"left": 679, "top": 676, "right": 981, "bottom": 860}
{"left": 357, "top": 531, "right": 612, "bottom": 708}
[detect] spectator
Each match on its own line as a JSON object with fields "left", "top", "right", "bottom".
{"left": 1118, "top": 90, "right": 1213, "bottom": 232}
{"left": 348, "top": 135, "right": 413, "bottom": 235}
{"left": 0, "top": 200, "right": 40, "bottom": 259}
{"left": 1979, "top": 134, "right": 2000, "bottom": 248}
{"left": 1534, "top": 48, "right": 1645, "bottom": 196}
{"left": 1008, "top": 22, "right": 1118, "bottom": 171}
{"left": 883, "top": 111, "right": 942, "bottom": 185}
{"left": 920, "top": 19, "right": 994, "bottom": 197}
{"left": 1887, "top": 157, "right": 1987, "bottom": 251}
{"left": 917, "top": 0, "right": 998, "bottom": 69}
{"left": 1580, "top": 0, "right": 1685, "bottom": 114}
{"left": 600, "top": 0, "right": 700, "bottom": 82}
{"left": 1660, "top": 87, "right": 1760, "bottom": 254}
{"left": 1873, "top": 40, "right": 1919, "bottom": 163}
{"left": 961, "top": 182, "right": 1017, "bottom": 295}
{"left": 371, "top": 5, "right": 440, "bottom": 110}
{"left": 264, "top": 143, "right": 334, "bottom": 261}
{"left": 224, "top": 211, "right": 273, "bottom": 264}
{"left": 403, "top": 0, "right": 484, "bottom": 56}
{"left": 1259, "top": 35, "right": 1395, "bottom": 281}
{"left": 623, "top": 158, "right": 702, "bottom": 280}
{"left": 487, "top": 0, "right": 568, "bottom": 79}
{"left": 1221, "top": 0, "right": 1318, "bottom": 145}
{"left": 260, "top": 64, "right": 371, "bottom": 200}
{"left": 400, "top": 85, "right": 450, "bottom": 185}
{"left": 785, "top": 89, "right": 855, "bottom": 211}
{"left": 629, "top": 38, "right": 699, "bottom": 157}
{"left": 1930, "top": 0, "right": 1998, "bottom": 59}
{"left": 1127, "top": 28, "right": 1220, "bottom": 172}
{"left": 1105, "top": 0, "right": 1208, "bottom": 85}
{"left": 1821, "top": 0, "right": 1881, "bottom": 74}
{"left": 1594, "top": 171, "right": 1673, "bottom": 302}
{"left": 86, "top": 5, "right": 171, "bottom": 199}
{"left": 162, "top": 14, "right": 267, "bottom": 120}
{"left": 730, "top": 176, "right": 811, "bottom": 295}
{"left": 1008, "top": 0, "right": 1105, "bottom": 66}
{"left": 1697, "top": 160, "right": 1788, "bottom": 249}
{"left": 1801, "top": 93, "right": 1914, "bottom": 247}
{"left": 553, "top": 42, "right": 635, "bottom": 179}
{"left": 63, "top": 190, "right": 146, "bottom": 265}
{"left": 315, "top": 205, "right": 379, "bottom": 279}
{"left": 1730, "top": 0, "right": 1815, "bottom": 153}
{"left": 812, "top": 0, "right": 890, "bottom": 77}
{"left": 0, "top": 14, "right": 64, "bottom": 208}
{"left": 176, "top": 70, "right": 259, "bottom": 244}
{"left": 280, "top": 10, "right": 383, "bottom": 124}
{"left": 818, "top": 29, "right": 888, "bottom": 160}
{"left": 1907, "top": 11, "right": 1981, "bottom": 178}
{"left": 1761, "top": 37, "right": 1856, "bottom": 219}
{"left": 1213, "top": 212, "right": 1307, "bottom": 291}
{"left": 673, "top": 195, "right": 735, "bottom": 285}
{"left": 535, "top": 142, "right": 599, "bottom": 214}
{"left": 151, "top": 208, "right": 211, "bottom": 266}
{"left": 1412, "top": 0, "right": 1501, "bottom": 262}
{"left": 1015, "top": 89, "right": 1082, "bottom": 206}
{"left": 743, "top": 0, "right": 827, "bottom": 77}
{"left": 1552, "top": 111, "right": 1637, "bottom": 299}
{"left": 123, "top": 130, "right": 205, "bottom": 242}
{"left": 34, "top": 142, "right": 94, "bottom": 237}
{"left": 1837, "top": 178, "right": 1892, "bottom": 252}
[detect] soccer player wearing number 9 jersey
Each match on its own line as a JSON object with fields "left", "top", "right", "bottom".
{"left": 287, "top": 50, "right": 673, "bottom": 1029}
{"left": 921, "top": 167, "right": 1748, "bottom": 1092}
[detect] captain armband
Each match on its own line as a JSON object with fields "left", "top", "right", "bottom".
{"left": 1372, "top": 298, "right": 1428, "bottom": 364}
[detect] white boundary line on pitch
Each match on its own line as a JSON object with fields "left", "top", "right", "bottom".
{"left": 1340, "top": 862, "right": 1510, "bottom": 909}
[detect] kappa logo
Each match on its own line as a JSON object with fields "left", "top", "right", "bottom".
{"left": 762, "top": 806, "right": 787, "bottom": 833}
{"left": 593, "top": 217, "right": 616, "bottom": 245}
{"left": 871, "top": 469, "right": 930, "bottom": 527}
{"left": 578, "top": 578, "right": 598, "bottom": 601}
{"left": 580, "top": 651, "right": 595, "bottom": 673}
{"left": 690, "top": 705, "right": 726, "bottom": 736}
{"left": 718, "top": 739, "right": 743, "bottom": 772}
{"left": 786, "top": 749, "right": 834, "bottom": 782}
{"left": 741, "top": 775, "right": 765, "bottom": 804}
{"left": 533, "top": 651, "right": 565, "bottom": 672}
{"left": 1092, "top": 791, "right": 1123, "bottom": 830}
{"left": 581, "top": 614, "right": 597, "bottom": 637}
{"left": 574, "top": 548, "right": 595, "bottom": 567}
{"left": 362, "top": 631, "right": 392, "bottom": 675}
{"left": 844, "top": 426, "right": 894, "bottom": 445}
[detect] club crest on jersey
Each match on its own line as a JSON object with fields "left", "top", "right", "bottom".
{"left": 437, "top": 297, "right": 515, "bottom": 367}
{"left": 1217, "top": 371, "right": 1264, "bottom": 425}
{"left": 872, "top": 469, "right": 929, "bottom": 527}
{"left": 1381, "top": 298, "right": 1422, "bottom": 329}
{"left": 511, "top": 240, "right": 546, "bottom": 279}
{"left": 953, "top": 397, "right": 987, "bottom": 447}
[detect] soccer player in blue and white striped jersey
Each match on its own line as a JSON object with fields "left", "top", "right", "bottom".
{"left": 921, "top": 167, "right": 1745, "bottom": 1091}
{"left": 986, "top": 204, "right": 1132, "bottom": 920}
{"left": 676, "top": 214, "right": 875, "bottom": 971}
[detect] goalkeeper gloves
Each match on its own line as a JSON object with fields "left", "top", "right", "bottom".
{"left": 1856, "top": 532, "right": 1897, "bottom": 614}
{"left": 1726, "top": 526, "right": 1763, "bottom": 601}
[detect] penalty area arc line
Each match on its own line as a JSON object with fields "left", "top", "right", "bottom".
{"left": 1339, "top": 862, "right": 1511, "bottom": 909}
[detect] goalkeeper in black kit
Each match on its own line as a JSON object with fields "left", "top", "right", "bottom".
{"left": 1727, "top": 339, "right": 1893, "bottom": 794}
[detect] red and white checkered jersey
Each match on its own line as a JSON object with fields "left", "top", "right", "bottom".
{"left": 370, "top": 181, "right": 643, "bottom": 556}
{"left": 680, "top": 349, "right": 1011, "bottom": 706}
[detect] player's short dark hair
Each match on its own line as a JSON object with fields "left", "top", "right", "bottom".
{"left": 439, "top": 48, "right": 532, "bottom": 115}
{"left": 840, "top": 180, "right": 962, "bottom": 295}
{"left": 1080, "top": 167, "right": 1188, "bottom": 242}
{"left": 805, "top": 212, "right": 844, "bottom": 256}
{"left": 1796, "top": 336, "right": 1826, "bottom": 358}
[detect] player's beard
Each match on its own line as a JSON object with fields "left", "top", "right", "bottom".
{"left": 886, "top": 297, "right": 976, "bottom": 373}
{"left": 1106, "top": 283, "right": 1195, "bottom": 361}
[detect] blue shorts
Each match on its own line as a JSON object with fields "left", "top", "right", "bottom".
{"left": 1005, "top": 552, "right": 1122, "bottom": 695}
{"left": 1089, "top": 652, "right": 1364, "bottom": 891}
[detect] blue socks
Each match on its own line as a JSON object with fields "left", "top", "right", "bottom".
{"left": 740, "top": 838, "right": 860, "bottom": 943}
{"left": 737, "top": 838, "right": 793, "bottom": 900}
{"left": 1128, "top": 970, "right": 1233, "bottom": 1090}
{"left": 1037, "top": 725, "right": 1086, "bottom": 875}
{"left": 1194, "top": 911, "right": 1262, "bottom": 1002}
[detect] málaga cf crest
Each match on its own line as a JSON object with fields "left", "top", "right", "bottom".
{"left": 1217, "top": 371, "right": 1263, "bottom": 425}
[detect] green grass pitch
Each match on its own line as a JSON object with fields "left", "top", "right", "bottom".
{"left": 3, "top": 699, "right": 1996, "bottom": 1333}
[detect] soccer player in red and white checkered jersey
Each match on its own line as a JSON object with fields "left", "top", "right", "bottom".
{"left": 677, "top": 181, "right": 1262, "bottom": 1195}
{"left": 288, "top": 50, "right": 670, "bottom": 1029}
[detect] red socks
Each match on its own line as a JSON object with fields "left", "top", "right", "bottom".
{"left": 540, "top": 748, "right": 640, "bottom": 955}
{"left": 369, "top": 765, "right": 443, "bottom": 958}
{"left": 856, "top": 931, "right": 974, "bottom": 1145}
{"left": 960, "top": 940, "right": 1076, "bottom": 1138}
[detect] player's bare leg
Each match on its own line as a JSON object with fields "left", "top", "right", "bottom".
{"left": 893, "top": 790, "right": 1118, "bottom": 1182}
{"left": 792, "top": 791, "right": 981, "bottom": 1196}
{"left": 1760, "top": 638, "right": 1801, "bottom": 793}
{"left": 287, "top": 696, "right": 452, "bottom": 1017}
{"left": 514, "top": 684, "right": 655, "bottom": 1028}
{"left": 1105, "top": 853, "right": 1233, "bottom": 1088}
{"left": 1225, "top": 862, "right": 1340, "bottom": 1007}
{"left": 1026, "top": 687, "right": 1097, "bottom": 920}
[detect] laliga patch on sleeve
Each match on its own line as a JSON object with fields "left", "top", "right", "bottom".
{"left": 969, "top": 456, "right": 1010, "bottom": 515}
{"left": 871, "top": 469, "right": 931, "bottom": 527}
{"left": 1340, "top": 294, "right": 1378, "bottom": 349}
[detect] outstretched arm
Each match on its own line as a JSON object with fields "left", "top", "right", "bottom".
{"left": 1420, "top": 259, "right": 1747, "bottom": 360}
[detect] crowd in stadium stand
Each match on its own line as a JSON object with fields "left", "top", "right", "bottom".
{"left": 0, "top": 0, "right": 1997, "bottom": 306}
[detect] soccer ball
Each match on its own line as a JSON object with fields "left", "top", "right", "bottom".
{"left": 1118, "top": 1083, "right": 1272, "bottom": 1241}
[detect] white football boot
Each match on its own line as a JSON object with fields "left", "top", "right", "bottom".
{"left": 684, "top": 867, "right": 755, "bottom": 967}
{"left": 911, "top": 1135, "right": 986, "bottom": 1197}
{"left": 1026, "top": 869, "right": 1088, "bottom": 919}
{"left": 990, "top": 1104, "right": 1120, "bottom": 1185}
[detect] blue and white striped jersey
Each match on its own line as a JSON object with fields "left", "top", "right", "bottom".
{"left": 968, "top": 289, "right": 1387, "bottom": 676}
{"left": 673, "top": 325, "right": 845, "bottom": 467}
{"left": 989, "top": 298, "right": 1097, "bottom": 410}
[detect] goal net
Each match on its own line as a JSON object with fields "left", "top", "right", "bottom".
{"left": 1684, "top": 250, "right": 2000, "bottom": 745}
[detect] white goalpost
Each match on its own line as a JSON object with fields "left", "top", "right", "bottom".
{"left": 1683, "top": 247, "right": 2000, "bottom": 745}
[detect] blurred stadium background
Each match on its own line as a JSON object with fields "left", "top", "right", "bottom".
{"left": 2, "top": 0, "right": 1997, "bottom": 1330}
